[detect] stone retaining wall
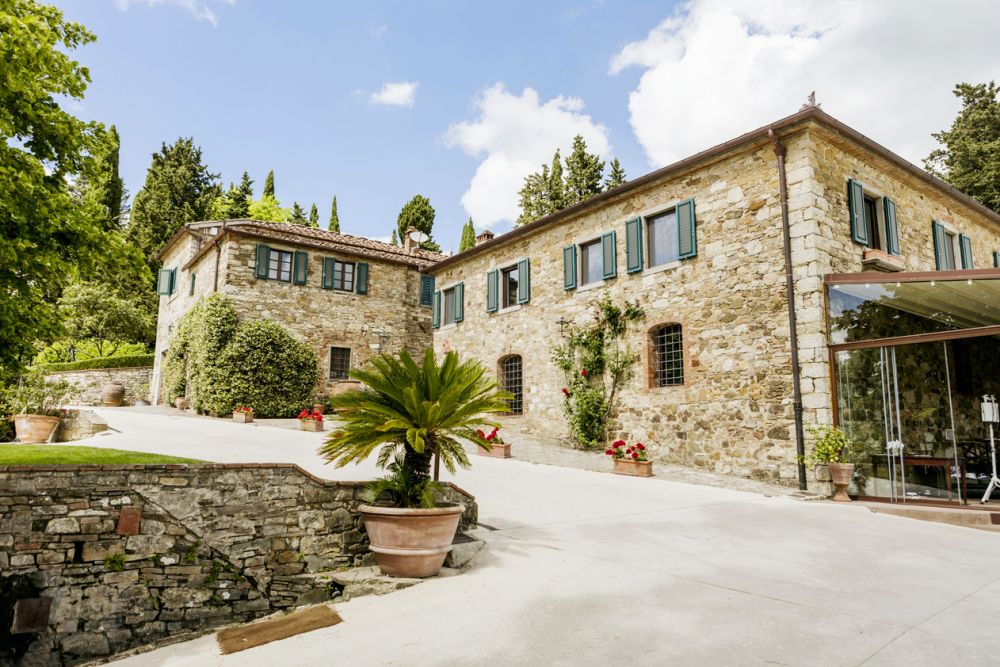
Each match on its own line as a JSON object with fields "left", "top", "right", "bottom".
{"left": 43, "top": 367, "right": 154, "bottom": 406}
{"left": 0, "top": 464, "right": 476, "bottom": 665}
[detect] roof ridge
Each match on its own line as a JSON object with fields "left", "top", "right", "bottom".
{"left": 227, "top": 220, "right": 445, "bottom": 259}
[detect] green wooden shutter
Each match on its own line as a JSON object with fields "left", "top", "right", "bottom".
{"left": 959, "top": 234, "right": 973, "bottom": 269}
{"left": 168, "top": 268, "right": 177, "bottom": 295}
{"left": 255, "top": 244, "right": 270, "bottom": 279}
{"left": 420, "top": 275, "right": 434, "bottom": 306}
{"left": 356, "top": 262, "right": 369, "bottom": 294}
{"left": 454, "top": 282, "right": 464, "bottom": 322}
{"left": 847, "top": 179, "right": 867, "bottom": 245}
{"left": 994, "top": 251, "right": 1000, "bottom": 268}
{"left": 625, "top": 217, "right": 643, "bottom": 273}
{"left": 321, "top": 257, "right": 332, "bottom": 289}
{"left": 563, "top": 246, "right": 577, "bottom": 290}
{"left": 932, "top": 221, "right": 945, "bottom": 270}
{"left": 432, "top": 290, "right": 441, "bottom": 328}
{"left": 293, "top": 251, "right": 308, "bottom": 285}
{"left": 156, "top": 268, "right": 172, "bottom": 295}
{"left": 677, "top": 199, "right": 697, "bottom": 259}
{"left": 486, "top": 269, "right": 498, "bottom": 312}
{"left": 189, "top": 274, "right": 196, "bottom": 296}
{"left": 883, "top": 198, "right": 900, "bottom": 256}
{"left": 517, "top": 258, "right": 530, "bottom": 304}
{"left": 601, "top": 232, "right": 617, "bottom": 279}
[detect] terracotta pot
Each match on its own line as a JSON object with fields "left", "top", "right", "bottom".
{"left": 13, "top": 414, "right": 60, "bottom": 444}
{"left": 134, "top": 399, "right": 149, "bottom": 407}
{"left": 174, "top": 397, "right": 188, "bottom": 410}
{"left": 299, "top": 419, "right": 323, "bottom": 432}
{"left": 360, "top": 504, "right": 465, "bottom": 578}
{"left": 312, "top": 403, "right": 327, "bottom": 415}
{"left": 101, "top": 382, "right": 125, "bottom": 407}
{"left": 478, "top": 443, "right": 512, "bottom": 459}
{"left": 828, "top": 462, "right": 855, "bottom": 502}
{"left": 612, "top": 458, "right": 653, "bottom": 477}
{"left": 233, "top": 411, "right": 253, "bottom": 424}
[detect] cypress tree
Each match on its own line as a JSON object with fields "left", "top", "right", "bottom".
{"left": 290, "top": 202, "right": 307, "bottom": 224}
{"left": 233, "top": 171, "right": 253, "bottom": 217}
{"left": 308, "top": 203, "right": 319, "bottom": 228}
{"left": 548, "top": 149, "right": 566, "bottom": 211}
{"left": 82, "top": 124, "right": 125, "bottom": 230}
{"left": 564, "top": 135, "right": 604, "bottom": 206}
{"left": 390, "top": 229, "right": 399, "bottom": 246}
{"left": 263, "top": 170, "right": 275, "bottom": 198}
{"left": 459, "top": 218, "right": 477, "bottom": 251}
{"left": 329, "top": 196, "right": 340, "bottom": 232}
{"left": 604, "top": 158, "right": 627, "bottom": 190}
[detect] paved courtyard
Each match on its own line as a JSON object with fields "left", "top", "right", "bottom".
{"left": 72, "top": 408, "right": 1000, "bottom": 665}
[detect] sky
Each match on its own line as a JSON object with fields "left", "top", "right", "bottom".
{"left": 54, "top": 0, "right": 1000, "bottom": 253}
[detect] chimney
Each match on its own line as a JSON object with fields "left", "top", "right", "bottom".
{"left": 475, "top": 230, "right": 495, "bottom": 246}
{"left": 403, "top": 226, "right": 417, "bottom": 255}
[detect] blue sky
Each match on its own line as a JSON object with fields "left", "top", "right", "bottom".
{"left": 54, "top": 1, "right": 1000, "bottom": 253}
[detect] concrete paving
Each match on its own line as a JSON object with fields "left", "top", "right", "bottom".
{"left": 66, "top": 408, "right": 1000, "bottom": 666}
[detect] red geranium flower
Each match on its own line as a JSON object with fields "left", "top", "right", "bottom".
{"left": 612, "top": 439, "right": 625, "bottom": 448}
{"left": 636, "top": 443, "right": 646, "bottom": 451}
{"left": 477, "top": 429, "right": 486, "bottom": 439}
{"left": 580, "top": 369, "right": 588, "bottom": 377}
{"left": 632, "top": 452, "right": 639, "bottom": 460}
{"left": 605, "top": 449, "right": 614, "bottom": 456}
{"left": 561, "top": 387, "right": 570, "bottom": 396}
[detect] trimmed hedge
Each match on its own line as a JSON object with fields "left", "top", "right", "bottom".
{"left": 37, "top": 354, "right": 155, "bottom": 373}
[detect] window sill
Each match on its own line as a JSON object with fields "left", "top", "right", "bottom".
{"left": 640, "top": 260, "right": 682, "bottom": 277}
{"left": 439, "top": 322, "right": 459, "bottom": 331}
{"left": 496, "top": 304, "right": 523, "bottom": 315}
{"left": 862, "top": 249, "right": 905, "bottom": 272}
{"left": 575, "top": 281, "right": 605, "bottom": 293}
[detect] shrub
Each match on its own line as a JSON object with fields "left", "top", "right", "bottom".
{"left": 35, "top": 354, "right": 154, "bottom": 373}
{"left": 5, "top": 371, "right": 78, "bottom": 417}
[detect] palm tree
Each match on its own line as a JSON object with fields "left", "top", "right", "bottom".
{"left": 320, "top": 349, "right": 512, "bottom": 485}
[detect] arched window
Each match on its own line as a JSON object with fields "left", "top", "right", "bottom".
{"left": 650, "top": 324, "right": 684, "bottom": 387}
{"left": 499, "top": 355, "right": 524, "bottom": 415}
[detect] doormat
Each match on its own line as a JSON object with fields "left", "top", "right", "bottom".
{"left": 217, "top": 605, "right": 342, "bottom": 654}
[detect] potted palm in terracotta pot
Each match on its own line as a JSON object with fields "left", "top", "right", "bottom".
{"left": 320, "top": 349, "right": 510, "bottom": 578}
{"left": 805, "top": 425, "right": 856, "bottom": 502}
{"left": 7, "top": 372, "right": 76, "bottom": 444}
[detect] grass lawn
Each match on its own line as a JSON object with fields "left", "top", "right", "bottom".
{"left": 0, "top": 445, "right": 206, "bottom": 465}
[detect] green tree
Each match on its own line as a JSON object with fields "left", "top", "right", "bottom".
{"left": 564, "top": 135, "right": 605, "bottom": 206}
{"left": 308, "top": 203, "right": 319, "bottom": 228}
{"left": 604, "top": 158, "right": 627, "bottom": 190}
{"left": 926, "top": 81, "right": 1000, "bottom": 212}
{"left": 80, "top": 124, "right": 124, "bottom": 230}
{"left": 0, "top": 0, "right": 121, "bottom": 372}
{"left": 516, "top": 163, "right": 552, "bottom": 226}
{"left": 548, "top": 149, "right": 566, "bottom": 211}
{"left": 263, "top": 169, "right": 275, "bottom": 198}
{"left": 396, "top": 194, "right": 441, "bottom": 251}
{"left": 59, "top": 283, "right": 154, "bottom": 358}
{"left": 128, "top": 137, "right": 219, "bottom": 266}
{"left": 458, "top": 218, "right": 477, "bottom": 252}
{"left": 319, "top": 350, "right": 511, "bottom": 488}
{"left": 290, "top": 202, "right": 307, "bottom": 224}
{"left": 329, "top": 195, "right": 340, "bottom": 232}
{"left": 232, "top": 171, "right": 253, "bottom": 217}
{"left": 390, "top": 229, "right": 399, "bottom": 245}
{"left": 248, "top": 196, "right": 290, "bottom": 222}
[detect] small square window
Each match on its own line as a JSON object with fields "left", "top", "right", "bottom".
{"left": 580, "top": 239, "right": 602, "bottom": 286}
{"left": 501, "top": 266, "right": 519, "bottom": 308}
{"left": 647, "top": 209, "right": 680, "bottom": 268}
{"left": 329, "top": 347, "right": 351, "bottom": 380}
{"left": 268, "top": 250, "right": 293, "bottom": 281}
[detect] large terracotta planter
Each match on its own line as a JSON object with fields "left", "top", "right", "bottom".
{"left": 312, "top": 403, "right": 327, "bottom": 415}
{"left": 232, "top": 411, "right": 253, "bottom": 424}
{"left": 612, "top": 458, "right": 653, "bottom": 477}
{"left": 13, "top": 414, "right": 60, "bottom": 444}
{"left": 360, "top": 504, "right": 465, "bottom": 578}
{"left": 174, "top": 397, "right": 188, "bottom": 410}
{"left": 828, "top": 463, "right": 855, "bottom": 502}
{"left": 101, "top": 382, "right": 125, "bottom": 407}
{"left": 478, "top": 443, "right": 511, "bottom": 459}
{"left": 299, "top": 419, "right": 323, "bottom": 432}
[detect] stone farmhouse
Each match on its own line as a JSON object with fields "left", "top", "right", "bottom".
{"left": 151, "top": 220, "right": 441, "bottom": 404}
{"left": 430, "top": 106, "right": 1000, "bottom": 499}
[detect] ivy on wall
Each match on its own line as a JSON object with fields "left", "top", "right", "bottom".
{"left": 162, "top": 294, "right": 318, "bottom": 417}
{"left": 550, "top": 292, "right": 644, "bottom": 448}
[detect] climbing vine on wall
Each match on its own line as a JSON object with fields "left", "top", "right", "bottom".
{"left": 550, "top": 292, "right": 644, "bottom": 449}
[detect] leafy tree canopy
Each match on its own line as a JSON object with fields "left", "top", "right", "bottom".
{"left": 58, "top": 282, "right": 154, "bottom": 359}
{"left": 396, "top": 194, "right": 441, "bottom": 251}
{"left": 564, "top": 135, "right": 605, "bottom": 206}
{"left": 248, "top": 195, "right": 290, "bottom": 222}
{"left": 926, "top": 81, "right": 1000, "bottom": 213}
{"left": 604, "top": 158, "right": 627, "bottom": 190}
{"left": 290, "top": 201, "right": 307, "bottom": 224}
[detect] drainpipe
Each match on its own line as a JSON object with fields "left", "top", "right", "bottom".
{"left": 769, "top": 129, "right": 808, "bottom": 490}
{"left": 213, "top": 222, "right": 226, "bottom": 292}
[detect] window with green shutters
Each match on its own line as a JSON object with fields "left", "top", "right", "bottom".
{"left": 626, "top": 200, "right": 698, "bottom": 273}
{"left": 847, "top": 179, "right": 900, "bottom": 256}
{"left": 676, "top": 199, "right": 697, "bottom": 259}
{"left": 292, "top": 251, "right": 308, "bottom": 285}
{"left": 255, "top": 244, "right": 270, "bottom": 279}
{"left": 516, "top": 258, "right": 530, "bottom": 304}
{"left": 438, "top": 284, "right": 464, "bottom": 326}
{"left": 959, "top": 234, "right": 973, "bottom": 269}
{"left": 601, "top": 232, "right": 617, "bottom": 279}
{"left": 563, "top": 246, "right": 577, "bottom": 290}
{"left": 156, "top": 267, "right": 177, "bottom": 295}
{"left": 356, "top": 262, "right": 369, "bottom": 294}
{"left": 933, "top": 221, "right": 966, "bottom": 270}
{"left": 486, "top": 269, "right": 499, "bottom": 312}
{"left": 419, "top": 275, "right": 434, "bottom": 306}
{"left": 322, "top": 258, "right": 356, "bottom": 291}
{"left": 625, "top": 217, "right": 643, "bottom": 273}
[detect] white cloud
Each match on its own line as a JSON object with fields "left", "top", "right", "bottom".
{"left": 612, "top": 0, "right": 1000, "bottom": 169}
{"left": 369, "top": 81, "right": 418, "bottom": 107}
{"left": 444, "top": 83, "right": 612, "bottom": 227}
{"left": 114, "top": 0, "right": 234, "bottom": 26}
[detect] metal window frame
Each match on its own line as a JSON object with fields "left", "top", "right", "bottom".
{"left": 499, "top": 354, "right": 524, "bottom": 415}
{"left": 329, "top": 346, "right": 352, "bottom": 380}
{"left": 651, "top": 323, "right": 684, "bottom": 387}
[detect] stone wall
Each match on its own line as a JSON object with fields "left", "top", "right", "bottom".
{"left": 44, "top": 367, "right": 154, "bottom": 406}
{"left": 434, "top": 136, "right": 801, "bottom": 483}
{"left": 0, "top": 464, "right": 476, "bottom": 665}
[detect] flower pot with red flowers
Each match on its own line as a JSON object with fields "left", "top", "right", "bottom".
{"left": 232, "top": 406, "right": 254, "bottom": 423}
{"left": 476, "top": 426, "right": 511, "bottom": 458}
{"left": 298, "top": 408, "right": 324, "bottom": 432}
{"left": 606, "top": 440, "right": 653, "bottom": 477}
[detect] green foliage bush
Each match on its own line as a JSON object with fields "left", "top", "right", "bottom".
{"left": 164, "top": 294, "right": 318, "bottom": 417}
{"left": 36, "top": 354, "right": 154, "bottom": 373}
{"left": 34, "top": 341, "right": 148, "bottom": 366}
